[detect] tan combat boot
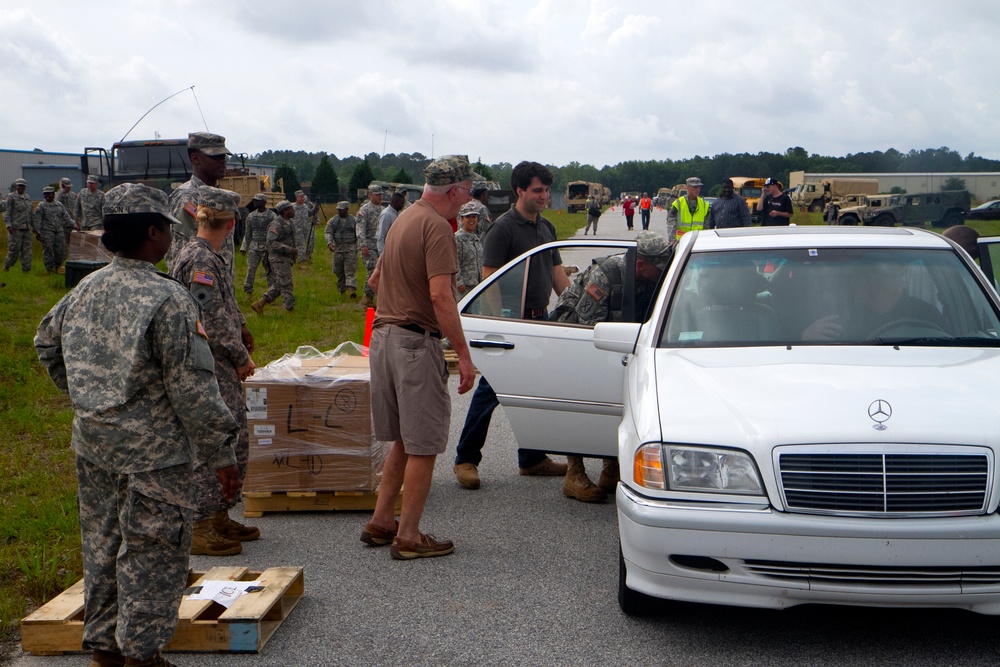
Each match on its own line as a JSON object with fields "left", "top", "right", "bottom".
{"left": 211, "top": 509, "right": 260, "bottom": 541}
{"left": 251, "top": 298, "right": 266, "bottom": 315}
{"left": 190, "top": 518, "right": 242, "bottom": 556}
{"left": 360, "top": 294, "right": 374, "bottom": 308}
{"left": 597, "top": 459, "right": 621, "bottom": 495}
{"left": 562, "top": 455, "right": 607, "bottom": 503}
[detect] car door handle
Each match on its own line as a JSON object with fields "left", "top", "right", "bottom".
{"left": 469, "top": 339, "right": 515, "bottom": 349}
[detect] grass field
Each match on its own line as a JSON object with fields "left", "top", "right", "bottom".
{"left": 2, "top": 205, "right": 998, "bottom": 645}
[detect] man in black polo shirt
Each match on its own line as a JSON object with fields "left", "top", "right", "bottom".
{"left": 453, "top": 161, "right": 571, "bottom": 491}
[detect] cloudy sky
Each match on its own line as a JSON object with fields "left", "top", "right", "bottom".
{"left": 3, "top": 1, "right": 998, "bottom": 168}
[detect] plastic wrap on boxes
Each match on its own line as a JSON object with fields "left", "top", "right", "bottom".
{"left": 68, "top": 230, "right": 115, "bottom": 262}
{"left": 242, "top": 342, "right": 386, "bottom": 493}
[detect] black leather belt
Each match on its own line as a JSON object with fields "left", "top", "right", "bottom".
{"left": 398, "top": 323, "right": 442, "bottom": 339}
{"left": 524, "top": 308, "right": 547, "bottom": 319}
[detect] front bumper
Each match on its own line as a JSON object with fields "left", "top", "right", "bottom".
{"left": 617, "top": 485, "right": 1000, "bottom": 615}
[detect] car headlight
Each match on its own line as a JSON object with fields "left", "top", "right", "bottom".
{"left": 633, "top": 444, "right": 764, "bottom": 494}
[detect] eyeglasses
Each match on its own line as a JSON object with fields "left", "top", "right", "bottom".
{"left": 452, "top": 185, "right": 471, "bottom": 196}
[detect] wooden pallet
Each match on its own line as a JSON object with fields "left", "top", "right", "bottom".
{"left": 22, "top": 566, "right": 304, "bottom": 655}
{"left": 442, "top": 350, "right": 478, "bottom": 375}
{"left": 242, "top": 489, "right": 401, "bottom": 517}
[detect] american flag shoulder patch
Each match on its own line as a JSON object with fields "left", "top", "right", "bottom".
{"left": 585, "top": 284, "right": 605, "bottom": 302}
{"left": 193, "top": 271, "right": 215, "bottom": 286}
{"left": 196, "top": 320, "right": 208, "bottom": 339}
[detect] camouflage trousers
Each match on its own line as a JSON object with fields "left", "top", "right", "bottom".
{"left": 40, "top": 226, "right": 68, "bottom": 272}
{"left": 332, "top": 245, "right": 358, "bottom": 293}
{"left": 243, "top": 249, "right": 271, "bottom": 295}
{"left": 361, "top": 249, "right": 378, "bottom": 300}
{"left": 77, "top": 455, "right": 194, "bottom": 660}
{"left": 3, "top": 228, "right": 33, "bottom": 271}
{"left": 585, "top": 214, "right": 600, "bottom": 235}
{"left": 293, "top": 221, "right": 313, "bottom": 263}
{"left": 192, "top": 363, "right": 248, "bottom": 521}
{"left": 261, "top": 257, "right": 295, "bottom": 310}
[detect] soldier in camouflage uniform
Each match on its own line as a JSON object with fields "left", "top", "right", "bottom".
{"left": 455, "top": 201, "right": 483, "bottom": 299}
{"left": 355, "top": 184, "right": 383, "bottom": 307}
{"left": 56, "top": 177, "right": 79, "bottom": 248}
{"left": 35, "top": 186, "right": 76, "bottom": 272}
{"left": 165, "top": 132, "right": 233, "bottom": 271}
{"left": 252, "top": 201, "right": 297, "bottom": 313}
{"left": 76, "top": 175, "right": 106, "bottom": 231}
{"left": 291, "top": 190, "right": 313, "bottom": 264}
{"left": 324, "top": 200, "right": 358, "bottom": 297}
{"left": 551, "top": 230, "right": 673, "bottom": 503}
{"left": 468, "top": 182, "right": 493, "bottom": 239}
{"left": 4, "top": 178, "right": 35, "bottom": 272}
{"left": 34, "top": 183, "right": 239, "bottom": 667}
{"left": 170, "top": 187, "right": 260, "bottom": 557}
{"left": 240, "top": 194, "right": 275, "bottom": 297}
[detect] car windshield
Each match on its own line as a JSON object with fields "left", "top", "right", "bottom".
{"left": 661, "top": 247, "right": 1000, "bottom": 347}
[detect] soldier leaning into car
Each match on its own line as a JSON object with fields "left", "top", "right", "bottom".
{"left": 35, "top": 183, "right": 239, "bottom": 667}
{"left": 325, "top": 200, "right": 359, "bottom": 298}
{"left": 170, "top": 186, "right": 260, "bottom": 558}
{"left": 241, "top": 194, "right": 276, "bottom": 298}
{"left": 4, "top": 177, "right": 34, "bottom": 272}
{"left": 35, "top": 186, "right": 76, "bottom": 272}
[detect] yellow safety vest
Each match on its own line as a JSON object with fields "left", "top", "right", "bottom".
{"left": 673, "top": 197, "right": 709, "bottom": 239}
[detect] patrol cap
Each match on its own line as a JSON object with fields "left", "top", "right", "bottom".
{"left": 336, "top": 201, "right": 350, "bottom": 210}
{"left": 60, "top": 177, "right": 72, "bottom": 186}
{"left": 251, "top": 193, "right": 267, "bottom": 202}
{"left": 86, "top": 174, "right": 99, "bottom": 184}
{"left": 367, "top": 184, "right": 383, "bottom": 195}
{"left": 103, "top": 183, "right": 181, "bottom": 224}
{"left": 196, "top": 186, "right": 242, "bottom": 212}
{"left": 424, "top": 155, "right": 473, "bottom": 186}
{"left": 471, "top": 181, "right": 488, "bottom": 196}
{"left": 42, "top": 186, "right": 55, "bottom": 194}
{"left": 294, "top": 189, "right": 305, "bottom": 197}
{"left": 14, "top": 178, "right": 27, "bottom": 186}
{"left": 459, "top": 201, "right": 479, "bottom": 217}
{"left": 635, "top": 231, "right": 673, "bottom": 270}
{"left": 685, "top": 177, "right": 703, "bottom": 188}
{"left": 187, "top": 132, "right": 232, "bottom": 157}
{"left": 275, "top": 200, "right": 293, "bottom": 214}
{"left": 393, "top": 186, "right": 408, "bottom": 196}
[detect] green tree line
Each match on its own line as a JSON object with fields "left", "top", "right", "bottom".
{"left": 252, "top": 146, "right": 1000, "bottom": 202}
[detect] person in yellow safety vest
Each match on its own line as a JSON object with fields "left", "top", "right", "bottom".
{"left": 666, "top": 176, "right": 709, "bottom": 241}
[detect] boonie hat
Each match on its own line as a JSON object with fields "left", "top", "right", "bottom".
{"left": 459, "top": 201, "right": 479, "bottom": 217}
{"left": 424, "top": 155, "right": 473, "bottom": 186}
{"left": 635, "top": 231, "right": 673, "bottom": 270}
{"left": 103, "top": 183, "right": 181, "bottom": 224}
{"left": 367, "top": 184, "right": 383, "bottom": 195}
{"left": 196, "top": 186, "right": 242, "bottom": 212}
{"left": 685, "top": 177, "right": 703, "bottom": 188}
{"left": 336, "top": 201, "right": 350, "bottom": 210}
{"left": 188, "top": 132, "right": 232, "bottom": 157}
{"left": 275, "top": 201, "right": 293, "bottom": 214}
{"left": 42, "top": 186, "right": 55, "bottom": 194}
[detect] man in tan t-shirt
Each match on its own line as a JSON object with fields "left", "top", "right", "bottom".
{"left": 360, "top": 155, "right": 476, "bottom": 561}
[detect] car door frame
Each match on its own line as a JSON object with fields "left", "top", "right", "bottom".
{"left": 458, "top": 239, "right": 642, "bottom": 458}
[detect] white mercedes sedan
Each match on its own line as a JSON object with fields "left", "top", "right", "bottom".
{"left": 459, "top": 226, "right": 1000, "bottom": 615}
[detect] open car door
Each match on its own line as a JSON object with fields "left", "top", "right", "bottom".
{"left": 458, "top": 240, "right": 642, "bottom": 458}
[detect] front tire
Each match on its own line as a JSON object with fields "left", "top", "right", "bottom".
{"left": 618, "top": 545, "right": 658, "bottom": 615}
{"left": 839, "top": 214, "right": 860, "bottom": 226}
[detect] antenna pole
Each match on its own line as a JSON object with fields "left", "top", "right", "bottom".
{"left": 119, "top": 86, "right": 196, "bottom": 143}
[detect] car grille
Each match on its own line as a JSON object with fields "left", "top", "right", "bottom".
{"left": 778, "top": 452, "right": 990, "bottom": 517}
{"left": 744, "top": 560, "right": 1000, "bottom": 586}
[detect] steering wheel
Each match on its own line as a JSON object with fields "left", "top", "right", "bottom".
{"left": 868, "top": 318, "right": 948, "bottom": 339}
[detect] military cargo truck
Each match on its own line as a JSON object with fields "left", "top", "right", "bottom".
{"left": 792, "top": 177, "right": 879, "bottom": 212}
{"left": 876, "top": 190, "right": 971, "bottom": 228}
{"left": 566, "top": 181, "right": 604, "bottom": 213}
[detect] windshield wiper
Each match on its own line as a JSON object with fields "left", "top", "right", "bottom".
{"left": 872, "top": 336, "right": 1000, "bottom": 347}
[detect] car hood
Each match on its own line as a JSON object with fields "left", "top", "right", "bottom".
{"left": 653, "top": 346, "right": 1000, "bottom": 448}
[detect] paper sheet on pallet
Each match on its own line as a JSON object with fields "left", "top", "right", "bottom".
{"left": 186, "top": 580, "right": 262, "bottom": 608}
